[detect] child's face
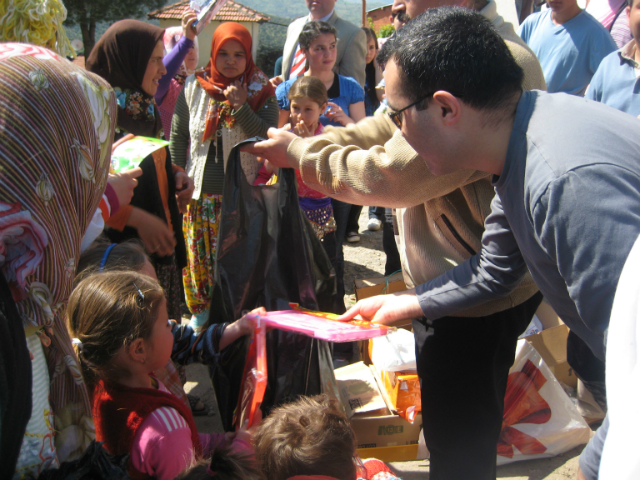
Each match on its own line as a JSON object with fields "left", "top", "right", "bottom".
{"left": 290, "top": 96, "right": 325, "bottom": 132}
{"left": 303, "top": 33, "right": 337, "bottom": 72}
{"left": 365, "top": 37, "right": 377, "bottom": 64}
{"left": 144, "top": 298, "right": 174, "bottom": 373}
{"left": 185, "top": 46, "right": 198, "bottom": 72}
{"left": 216, "top": 40, "right": 247, "bottom": 79}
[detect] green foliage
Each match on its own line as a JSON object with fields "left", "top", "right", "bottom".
{"left": 377, "top": 24, "right": 394, "bottom": 38}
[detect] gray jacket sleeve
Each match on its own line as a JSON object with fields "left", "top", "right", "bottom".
{"left": 415, "top": 194, "right": 528, "bottom": 317}
{"left": 336, "top": 26, "right": 367, "bottom": 87}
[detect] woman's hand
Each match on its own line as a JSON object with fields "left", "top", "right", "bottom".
{"left": 174, "top": 170, "right": 194, "bottom": 213}
{"left": 224, "top": 80, "right": 248, "bottom": 110}
{"left": 182, "top": 11, "right": 198, "bottom": 41}
{"left": 107, "top": 168, "right": 142, "bottom": 207}
{"left": 127, "top": 208, "right": 176, "bottom": 257}
{"left": 325, "top": 102, "right": 354, "bottom": 125}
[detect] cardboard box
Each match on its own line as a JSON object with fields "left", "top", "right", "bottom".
{"left": 356, "top": 444, "right": 420, "bottom": 463}
{"left": 524, "top": 301, "right": 577, "bottom": 388}
{"left": 354, "top": 272, "right": 407, "bottom": 301}
{"left": 350, "top": 412, "right": 423, "bottom": 449}
{"left": 335, "top": 362, "right": 389, "bottom": 418}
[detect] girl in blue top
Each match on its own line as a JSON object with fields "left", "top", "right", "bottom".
{"left": 276, "top": 21, "right": 365, "bottom": 128}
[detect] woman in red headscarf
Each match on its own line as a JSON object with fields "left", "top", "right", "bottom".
{"left": 170, "top": 23, "right": 278, "bottom": 329}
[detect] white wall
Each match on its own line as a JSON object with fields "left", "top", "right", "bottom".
{"left": 159, "top": 20, "right": 261, "bottom": 68}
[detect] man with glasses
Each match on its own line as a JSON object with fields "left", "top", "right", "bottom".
{"left": 245, "top": 1, "right": 545, "bottom": 479}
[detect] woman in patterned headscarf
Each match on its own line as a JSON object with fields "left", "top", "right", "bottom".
{"left": 170, "top": 22, "right": 278, "bottom": 330}
{"left": 0, "top": 43, "right": 116, "bottom": 477}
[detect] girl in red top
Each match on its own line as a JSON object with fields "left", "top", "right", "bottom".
{"left": 68, "top": 270, "right": 264, "bottom": 479}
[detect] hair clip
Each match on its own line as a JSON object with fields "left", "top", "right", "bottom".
{"left": 72, "top": 338, "right": 83, "bottom": 351}
{"left": 132, "top": 282, "right": 145, "bottom": 301}
{"left": 98, "top": 243, "right": 117, "bottom": 272}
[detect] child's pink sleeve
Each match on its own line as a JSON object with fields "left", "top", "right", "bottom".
{"left": 131, "top": 407, "right": 196, "bottom": 480}
{"left": 199, "top": 432, "right": 228, "bottom": 458}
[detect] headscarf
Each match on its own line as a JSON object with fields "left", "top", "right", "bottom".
{"left": 163, "top": 26, "right": 199, "bottom": 78}
{"left": 0, "top": 43, "right": 116, "bottom": 462}
{"left": 86, "top": 19, "right": 165, "bottom": 137}
{"left": 196, "top": 22, "right": 275, "bottom": 141}
{"left": 0, "top": 0, "right": 75, "bottom": 58}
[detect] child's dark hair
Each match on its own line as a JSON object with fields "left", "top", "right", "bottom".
{"left": 68, "top": 270, "right": 165, "bottom": 392}
{"left": 298, "top": 21, "right": 337, "bottom": 50}
{"left": 76, "top": 239, "right": 148, "bottom": 283}
{"left": 288, "top": 76, "right": 328, "bottom": 109}
{"left": 254, "top": 394, "right": 357, "bottom": 480}
{"left": 177, "top": 445, "right": 264, "bottom": 480}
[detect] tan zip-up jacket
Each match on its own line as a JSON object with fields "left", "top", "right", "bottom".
{"left": 286, "top": 1, "right": 546, "bottom": 317}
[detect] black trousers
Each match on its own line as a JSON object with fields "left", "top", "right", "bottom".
{"left": 412, "top": 292, "right": 543, "bottom": 480}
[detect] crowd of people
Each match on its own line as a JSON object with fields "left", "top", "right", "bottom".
{"left": 0, "top": 0, "right": 639, "bottom": 478}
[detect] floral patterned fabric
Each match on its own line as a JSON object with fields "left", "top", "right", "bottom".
{"left": 0, "top": 43, "right": 117, "bottom": 471}
{"left": 182, "top": 194, "right": 222, "bottom": 314}
{"left": 114, "top": 87, "right": 155, "bottom": 123}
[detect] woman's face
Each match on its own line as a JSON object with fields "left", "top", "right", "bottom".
{"left": 365, "top": 36, "right": 377, "bottom": 64}
{"left": 141, "top": 40, "right": 167, "bottom": 96}
{"left": 215, "top": 39, "right": 247, "bottom": 79}
{"left": 185, "top": 46, "right": 198, "bottom": 71}
{"left": 303, "top": 33, "right": 337, "bottom": 72}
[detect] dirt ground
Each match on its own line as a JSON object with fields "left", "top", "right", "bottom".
{"left": 187, "top": 208, "right": 587, "bottom": 479}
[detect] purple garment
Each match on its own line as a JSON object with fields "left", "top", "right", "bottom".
{"left": 156, "top": 36, "right": 194, "bottom": 105}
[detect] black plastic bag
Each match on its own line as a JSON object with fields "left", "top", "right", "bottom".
{"left": 209, "top": 139, "right": 337, "bottom": 429}
{"left": 36, "top": 441, "right": 129, "bottom": 480}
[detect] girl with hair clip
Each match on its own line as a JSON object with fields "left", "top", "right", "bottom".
{"left": 157, "top": 11, "right": 201, "bottom": 140}
{"left": 170, "top": 22, "right": 278, "bottom": 331}
{"left": 77, "top": 240, "right": 192, "bottom": 411}
{"left": 86, "top": 19, "right": 195, "bottom": 325}
{"left": 68, "top": 270, "right": 265, "bottom": 480}
{"left": 254, "top": 395, "right": 400, "bottom": 480}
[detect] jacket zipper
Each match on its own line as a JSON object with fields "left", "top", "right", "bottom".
{"left": 440, "top": 214, "right": 476, "bottom": 256}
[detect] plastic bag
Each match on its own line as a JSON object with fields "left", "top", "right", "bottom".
{"left": 371, "top": 328, "right": 416, "bottom": 372}
{"left": 210, "top": 139, "right": 338, "bottom": 429}
{"left": 496, "top": 339, "right": 591, "bottom": 465}
{"left": 234, "top": 318, "right": 267, "bottom": 430}
{"left": 36, "top": 441, "right": 128, "bottom": 480}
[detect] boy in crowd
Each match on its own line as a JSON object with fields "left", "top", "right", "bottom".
{"left": 586, "top": 0, "right": 640, "bottom": 117}
{"left": 518, "top": 0, "right": 617, "bottom": 95}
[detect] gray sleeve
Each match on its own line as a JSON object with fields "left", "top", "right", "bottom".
{"left": 415, "top": 193, "right": 528, "bottom": 318}
{"left": 232, "top": 96, "right": 279, "bottom": 138}
{"left": 534, "top": 165, "right": 640, "bottom": 335}
{"left": 337, "top": 28, "right": 367, "bottom": 87}
{"left": 169, "top": 89, "right": 190, "bottom": 169}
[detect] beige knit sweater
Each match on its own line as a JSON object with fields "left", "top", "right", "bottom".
{"left": 286, "top": 1, "right": 546, "bottom": 318}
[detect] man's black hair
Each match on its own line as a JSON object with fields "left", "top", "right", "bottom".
{"left": 378, "top": 7, "right": 524, "bottom": 112}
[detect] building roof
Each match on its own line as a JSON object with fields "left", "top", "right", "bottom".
{"left": 367, "top": 3, "right": 392, "bottom": 13}
{"left": 148, "top": 0, "right": 270, "bottom": 23}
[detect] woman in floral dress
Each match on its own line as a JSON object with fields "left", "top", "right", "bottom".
{"left": 169, "top": 22, "right": 278, "bottom": 329}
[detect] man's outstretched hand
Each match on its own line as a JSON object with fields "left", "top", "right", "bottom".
{"left": 337, "top": 289, "right": 423, "bottom": 325}
{"left": 240, "top": 127, "right": 306, "bottom": 169}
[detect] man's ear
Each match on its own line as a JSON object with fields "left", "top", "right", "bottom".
{"left": 431, "top": 91, "right": 462, "bottom": 126}
{"left": 127, "top": 338, "right": 147, "bottom": 365}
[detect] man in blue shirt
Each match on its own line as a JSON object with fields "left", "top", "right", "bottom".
{"left": 585, "top": 0, "right": 640, "bottom": 116}
{"left": 336, "top": 8, "right": 640, "bottom": 479}
{"left": 518, "top": 0, "right": 616, "bottom": 94}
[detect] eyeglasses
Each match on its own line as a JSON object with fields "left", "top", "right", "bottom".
{"left": 387, "top": 91, "right": 464, "bottom": 129}
{"left": 387, "top": 94, "right": 431, "bottom": 129}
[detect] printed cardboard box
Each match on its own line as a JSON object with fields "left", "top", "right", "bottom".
{"left": 351, "top": 412, "right": 423, "bottom": 449}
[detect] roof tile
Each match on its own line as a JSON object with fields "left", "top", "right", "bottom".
{"left": 148, "top": 0, "right": 270, "bottom": 23}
